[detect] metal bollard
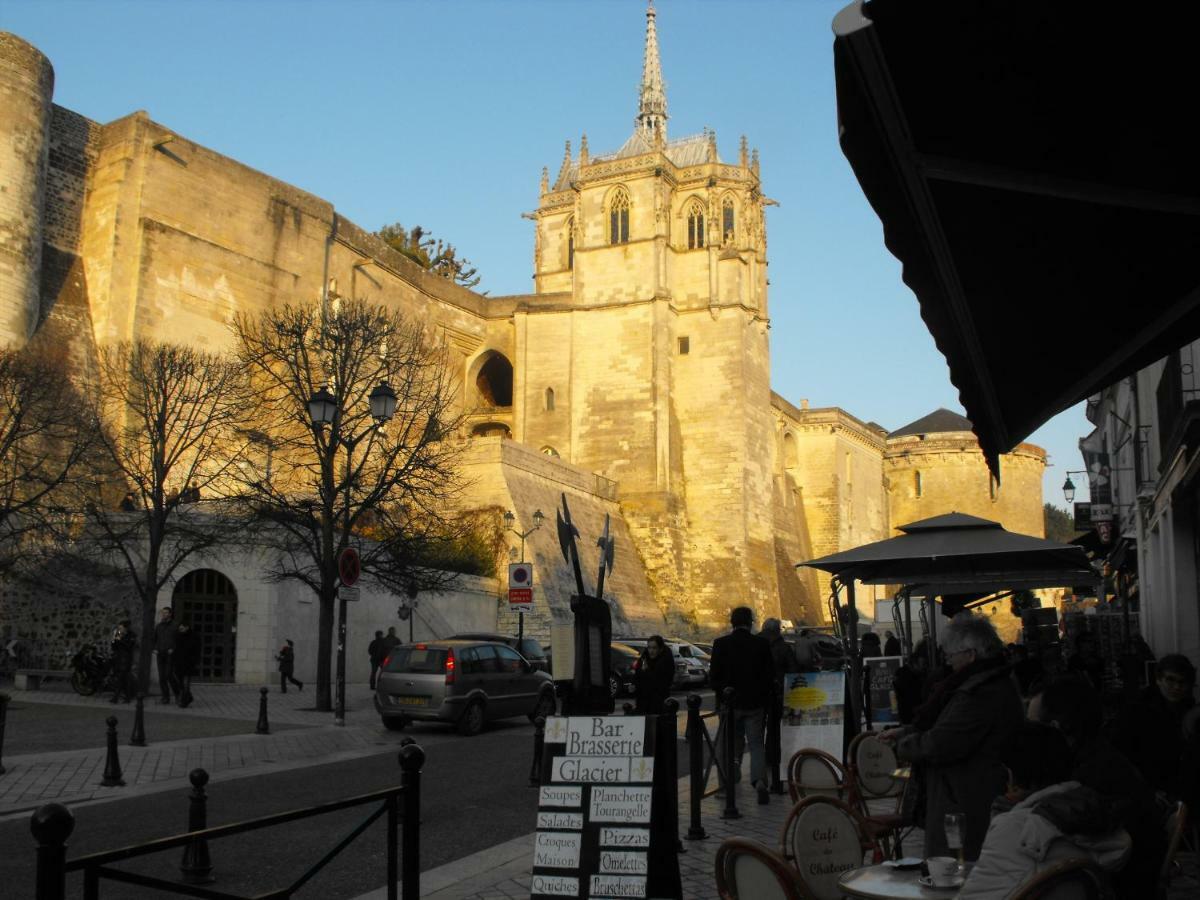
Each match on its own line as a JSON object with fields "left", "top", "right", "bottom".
{"left": 685, "top": 694, "right": 707, "bottom": 840}
{"left": 529, "top": 716, "right": 546, "bottom": 786}
{"left": 661, "top": 697, "right": 682, "bottom": 852}
{"left": 130, "top": 693, "right": 147, "bottom": 747}
{"left": 0, "top": 691, "right": 9, "bottom": 775}
{"left": 31, "top": 802, "right": 74, "bottom": 900}
{"left": 399, "top": 742, "right": 425, "bottom": 900}
{"left": 720, "top": 687, "right": 740, "bottom": 820}
{"left": 179, "top": 768, "right": 215, "bottom": 884}
{"left": 255, "top": 686, "right": 270, "bottom": 735}
{"left": 100, "top": 716, "right": 125, "bottom": 787}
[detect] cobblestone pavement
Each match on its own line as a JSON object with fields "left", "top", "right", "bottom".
{"left": 0, "top": 682, "right": 395, "bottom": 818}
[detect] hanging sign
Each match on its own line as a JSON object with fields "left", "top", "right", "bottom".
{"left": 531, "top": 715, "right": 681, "bottom": 899}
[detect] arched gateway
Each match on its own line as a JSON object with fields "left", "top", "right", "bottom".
{"left": 172, "top": 569, "right": 238, "bottom": 682}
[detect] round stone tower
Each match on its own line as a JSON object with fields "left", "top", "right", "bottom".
{"left": 885, "top": 408, "right": 1047, "bottom": 537}
{"left": 0, "top": 32, "right": 54, "bottom": 348}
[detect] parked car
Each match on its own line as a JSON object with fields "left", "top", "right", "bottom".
{"left": 544, "top": 641, "right": 641, "bottom": 699}
{"left": 375, "top": 640, "right": 555, "bottom": 736}
{"left": 447, "top": 632, "right": 549, "bottom": 673}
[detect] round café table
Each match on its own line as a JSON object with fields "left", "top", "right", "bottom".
{"left": 838, "top": 864, "right": 965, "bottom": 898}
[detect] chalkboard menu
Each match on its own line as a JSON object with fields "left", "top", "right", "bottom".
{"left": 531, "top": 715, "right": 681, "bottom": 899}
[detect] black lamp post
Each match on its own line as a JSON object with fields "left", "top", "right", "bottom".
{"left": 307, "top": 379, "right": 397, "bottom": 726}
{"left": 503, "top": 508, "right": 544, "bottom": 640}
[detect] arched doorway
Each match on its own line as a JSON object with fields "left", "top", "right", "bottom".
{"left": 173, "top": 569, "right": 238, "bottom": 683}
{"left": 474, "top": 351, "right": 513, "bottom": 408}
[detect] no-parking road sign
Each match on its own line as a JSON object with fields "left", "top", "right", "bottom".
{"left": 508, "top": 562, "right": 533, "bottom": 609}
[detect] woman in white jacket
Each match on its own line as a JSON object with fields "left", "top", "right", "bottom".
{"left": 959, "top": 722, "right": 1131, "bottom": 899}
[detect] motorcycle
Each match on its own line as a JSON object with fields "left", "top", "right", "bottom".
{"left": 70, "top": 643, "right": 114, "bottom": 696}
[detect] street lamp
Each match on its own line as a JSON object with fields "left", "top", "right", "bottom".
{"left": 503, "top": 508, "right": 544, "bottom": 640}
{"left": 1061, "top": 471, "right": 1087, "bottom": 504}
{"left": 307, "top": 380, "right": 396, "bottom": 726}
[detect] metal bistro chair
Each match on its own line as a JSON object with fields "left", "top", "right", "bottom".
{"left": 844, "top": 730, "right": 909, "bottom": 858}
{"left": 714, "top": 837, "right": 807, "bottom": 900}
{"left": 1159, "top": 801, "right": 1190, "bottom": 889}
{"left": 780, "top": 795, "right": 880, "bottom": 899}
{"left": 786, "top": 748, "right": 847, "bottom": 805}
{"left": 1010, "top": 857, "right": 1116, "bottom": 900}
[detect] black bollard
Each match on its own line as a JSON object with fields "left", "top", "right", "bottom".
{"left": 0, "top": 691, "right": 9, "bottom": 776}
{"left": 100, "top": 716, "right": 125, "bottom": 787}
{"left": 255, "top": 686, "right": 270, "bottom": 735}
{"left": 719, "top": 687, "right": 740, "bottom": 820}
{"left": 661, "top": 697, "right": 683, "bottom": 852}
{"left": 529, "top": 716, "right": 546, "bottom": 786}
{"left": 130, "top": 693, "right": 147, "bottom": 747}
{"left": 179, "top": 768, "right": 214, "bottom": 884}
{"left": 31, "top": 802, "right": 74, "bottom": 900}
{"left": 399, "top": 742, "right": 425, "bottom": 900}
{"left": 685, "top": 694, "right": 707, "bottom": 840}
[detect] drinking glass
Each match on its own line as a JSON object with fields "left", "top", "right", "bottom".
{"left": 944, "top": 813, "right": 965, "bottom": 874}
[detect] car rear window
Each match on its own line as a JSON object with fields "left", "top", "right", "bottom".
{"left": 518, "top": 639, "right": 545, "bottom": 660}
{"left": 383, "top": 647, "right": 447, "bottom": 673}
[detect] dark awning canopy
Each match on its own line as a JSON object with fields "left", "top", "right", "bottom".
{"left": 799, "top": 512, "right": 1098, "bottom": 593}
{"left": 833, "top": 0, "right": 1200, "bottom": 474}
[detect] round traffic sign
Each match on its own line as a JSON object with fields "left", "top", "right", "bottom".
{"left": 338, "top": 547, "right": 361, "bottom": 586}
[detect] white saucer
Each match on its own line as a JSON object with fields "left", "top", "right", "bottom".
{"left": 918, "top": 874, "right": 964, "bottom": 890}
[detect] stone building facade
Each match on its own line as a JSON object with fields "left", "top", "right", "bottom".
{"left": 0, "top": 7, "right": 1046, "bottom": 680}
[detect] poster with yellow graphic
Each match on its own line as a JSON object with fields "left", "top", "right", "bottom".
{"left": 781, "top": 671, "right": 845, "bottom": 760}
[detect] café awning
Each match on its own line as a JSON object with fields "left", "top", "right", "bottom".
{"left": 833, "top": 0, "right": 1200, "bottom": 475}
{"left": 799, "top": 512, "right": 1098, "bottom": 594}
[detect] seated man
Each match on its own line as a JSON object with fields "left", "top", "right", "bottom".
{"left": 1108, "top": 653, "right": 1196, "bottom": 797}
{"left": 959, "top": 722, "right": 1130, "bottom": 899}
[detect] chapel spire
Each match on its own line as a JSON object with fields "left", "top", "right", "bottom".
{"left": 636, "top": 1, "right": 668, "bottom": 142}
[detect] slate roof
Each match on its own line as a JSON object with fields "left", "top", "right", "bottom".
{"left": 888, "top": 408, "right": 974, "bottom": 439}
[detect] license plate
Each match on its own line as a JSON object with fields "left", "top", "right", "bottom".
{"left": 394, "top": 695, "right": 429, "bottom": 707}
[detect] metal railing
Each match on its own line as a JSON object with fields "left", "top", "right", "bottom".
{"left": 33, "top": 743, "right": 424, "bottom": 900}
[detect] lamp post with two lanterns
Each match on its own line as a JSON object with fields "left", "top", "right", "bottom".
{"left": 503, "top": 508, "right": 544, "bottom": 641}
{"left": 306, "top": 379, "right": 398, "bottom": 726}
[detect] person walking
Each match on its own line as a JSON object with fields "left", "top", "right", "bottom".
{"left": 173, "top": 620, "right": 200, "bottom": 708}
{"left": 761, "top": 617, "right": 797, "bottom": 794}
{"left": 709, "top": 605, "right": 775, "bottom": 805}
{"left": 109, "top": 620, "right": 137, "bottom": 703}
{"left": 275, "top": 639, "right": 303, "bottom": 693}
{"left": 383, "top": 626, "right": 401, "bottom": 652}
{"left": 368, "top": 630, "right": 387, "bottom": 690}
{"left": 633, "top": 635, "right": 674, "bottom": 714}
{"left": 881, "top": 613, "right": 1023, "bottom": 860}
{"left": 884, "top": 630, "right": 902, "bottom": 656}
{"left": 153, "top": 605, "right": 180, "bottom": 704}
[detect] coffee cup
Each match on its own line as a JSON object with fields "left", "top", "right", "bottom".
{"left": 926, "top": 856, "right": 958, "bottom": 886}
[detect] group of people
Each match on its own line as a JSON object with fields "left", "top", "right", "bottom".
{"left": 109, "top": 606, "right": 200, "bottom": 706}
{"left": 878, "top": 611, "right": 1197, "bottom": 899}
{"left": 367, "top": 626, "right": 402, "bottom": 689}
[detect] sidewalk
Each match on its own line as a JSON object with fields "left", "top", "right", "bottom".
{"left": 0, "top": 681, "right": 397, "bottom": 818}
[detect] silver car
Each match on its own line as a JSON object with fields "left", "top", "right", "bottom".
{"left": 374, "top": 640, "right": 556, "bottom": 736}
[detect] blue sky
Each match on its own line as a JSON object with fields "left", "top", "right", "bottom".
{"left": 4, "top": 0, "right": 1089, "bottom": 509}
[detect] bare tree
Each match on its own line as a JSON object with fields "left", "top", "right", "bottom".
{"left": 87, "top": 340, "right": 250, "bottom": 693}
{"left": 232, "top": 296, "right": 466, "bottom": 712}
{"left": 0, "top": 344, "right": 95, "bottom": 572}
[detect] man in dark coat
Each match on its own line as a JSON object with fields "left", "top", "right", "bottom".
{"left": 760, "top": 617, "right": 796, "bottom": 793}
{"left": 709, "top": 605, "right": 775, "bottom": 805}
{"left": 633, "top": 635, "right": 674, "bottom": 714}
{"left": 1037, "top": 675, "right": 1165, "bottom": 899}
{"left": 1108, "top": 653, "right": 1196, "bottom": 797}
{"left": 884, "top": 630, "right": 902, "bottom": 656}
{"left": 109, "top": 619, "right": 137, "bottom": 703}
{"left": 884, "top": 613, "right": 1022, "bottom": 861}
{"left": 153, "top": 605, "right": 180, "bottom": 704}
{"left": 275, "top": 639, "right": 303, "bottom": 692}
{"left": 368, "top": 630, "right": 387, "bottom": 689}
{"left": 173, "top": 621, "right": 200, "bottom": 707}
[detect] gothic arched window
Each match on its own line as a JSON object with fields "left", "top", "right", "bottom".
{"left": 609, "top": 189, "right": 630, "bottom": 245}
{"left": 545, "top": 387, "right": 555, "bottom": 411}
{"left": 687, "top": 200, "right": 705, "bottom": 250}
{"left": 722, "top": 197, "right": 735, "bottom": 244}
{"left": 566, "top": 217, "right": 575, "bottom": 269}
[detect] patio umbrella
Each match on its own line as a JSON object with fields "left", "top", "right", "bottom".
{"left": 832, "top": 0, "right": 1200, "bottom": 475}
